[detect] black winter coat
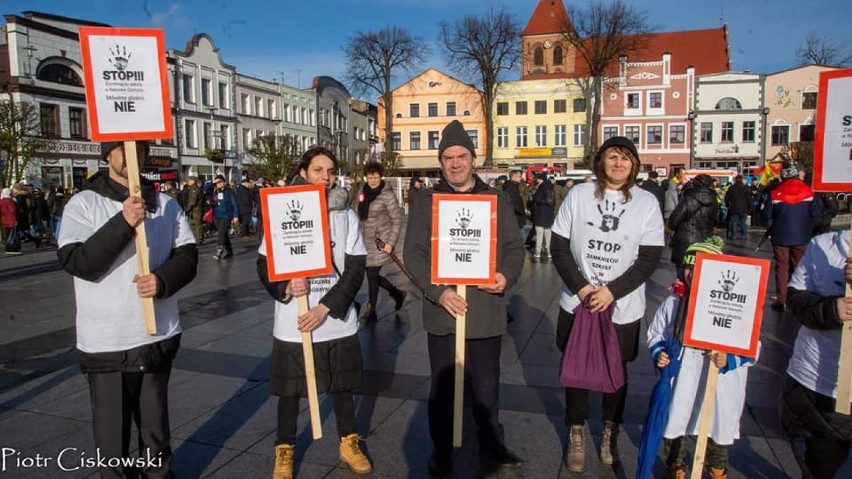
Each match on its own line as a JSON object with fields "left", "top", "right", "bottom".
{"left": 502, "top": 180, "right": 526, "bottom": 228}
{"left": 641, "top": 179, "right": 665, "bottom": 214}
{"left": 724, "top": 182, "right": 751, "bottom": 215}
{"left": 668, "top": 176, "right": 720, "bottom": 265}
{"left": 532, "top": 180, "right": 555, "bottom": 228}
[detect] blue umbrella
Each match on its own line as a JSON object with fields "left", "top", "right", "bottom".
{"left": 636, "top": 337, "right": 682, "bottom": 479}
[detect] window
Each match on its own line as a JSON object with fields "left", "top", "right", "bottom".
{"left": 241, "top": 93, "right": 250, "bottom": 114}
{"left": 39, "top": 104, "right": 59, "bottom": 137}
{"left": 268, "top": 100, "right": 277, "bottom": 120}
{"left": 410, "top": 104, "right": 420, "bottom": 118}
{"left": 428, "top": 102, "right": 438, "bottom": 117}
{"left": 203, "top": 122, "right": 212, "bottom": 149}
{"left": 742, "top": 121, "right": 756, "bottom": 142}
{"left": 220, "top": 125, "right": 230, "bottom": 150}
{"left": 715, "top": 97, "right": 742, "bottom": 110}
{"left": 573, "top": 124, "right": 586, "bottom": 146}
{"left": 410, "top": 131, "right": 421, "bottom": 150}
{"left": 428, "top": 131, "right": 439, "bottom": 149}
{"left": 603, "top": 126, "right": 618, "bottom": 141}
{"left": 721, "top": 121, "right": 734, "bottom": 142}
{"left": 802, "top": 92, "right": 817, "bottom": 109}
{"left": 391, "top": 132, "right": 401, "bottom": 151}
{"left": 516, "top": 127, "right": 528, "bottom": 148}
{"left": 553, "top": 45, "right": 563, "bottom": 65}
{"left": 515, "top": 101, "right": 528, "bottom": 115}
{"left": 535, "top": 100, "right": 547, "bottom": 114}
{"left": 800, "top": 124, "right": 815, "bottom": 142}
{"left": 625, "top": 126, "right": 640, "bottom": 144}
{"left": 255, "top": 97, "right": 264, "bottom": 117}
{"left": 36, "top": 63, "right": 83, "bottom": 87}
{"left": 534, "top": 46, "right": 544, "bottom": 66}
{"left": 446, "top": 102, "right": 457, "bottom": 116}
{"left": 700, "top": 122, "right": 713, "bottom": 143}
{"left": 626, "top": 93, "right": 640, "bottom": 109}
{"left": 496, "top": 102, "right": 508, "bottom": 116}
{"left": 201, "top": 78, "right": 212, "bottom": 106}
{"left": 242, "top": 128, "right": 251, "bottom": 150}
{"left": 771, "top": 125, "right": 789, "bottom": 146}
{"left": 647, "top": 125, "right": 662, "bottom": 144}
{"left": 555, "top": 124, "right": 566, "bottom": 147}
{"left": 573, "top": 98, "right": 587, "bottom": 112}
{"left": 649, "top": 92, "right": 662, "bottom": 108}
{"left": 182, "top": 74, "right": 194, "bottom": 103}
{"left": 467, "top": 130, "right": 479, "bottom": 149}
{"left": 670, "top": 125, "right": 685, "bottom": 144}
{"left": 184, "top": 119, "right": 196, "bottom": 148}
{"left": 497, "top": 127, "right": 508, "bottom": 148}
{"left": 69, "top": 107, "right": 86, "bottom": 139}
{"left": 535, "top": 125, "right": 547, "bottom": 147}
{"left": 554, "top": 99, "right": 567, "bottom": 113}
{"left": 218, "top": 82, "right": 228, "bottom": 108}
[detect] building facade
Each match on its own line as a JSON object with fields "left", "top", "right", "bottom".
{"left": 350, "top": 100, "right": 377, "bottom": 168}
{"left": 312, "top": 76, "right": 351, "bottom": 170}
{"left": 377, "top": 68, "right": 485, "bottom": 172}
{"left": 278, "top": 82, "right": 316, "bottom": 154}
{"left": 235, "top": 73, "right": 281, "bottom": 170}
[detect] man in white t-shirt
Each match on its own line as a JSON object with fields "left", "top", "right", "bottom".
{"left": 550, "top": 136, "right": 664, "bottom": 473}
{"left": 58, "top": 141, "right": 198, "bottom": 478}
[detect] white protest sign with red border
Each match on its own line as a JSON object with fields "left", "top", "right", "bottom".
{"left": 79, "top": 27, "right": 173, "bottom": 141}
{"left": 813, "top": 68, "right": 852, "bottom": 192}
{"left": 683, "top": 253, "right": 770, "bottom": 358}
{"left": 430, "top": 194, "right": 497, "bottom": 286}
{"left": 261, "top": 185, "right": 332, "bottom": 282}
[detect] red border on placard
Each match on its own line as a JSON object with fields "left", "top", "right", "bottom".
{"left": 79, "top": 27, "right": 174, "bottom": 141}
{"left": 813, "top": 68, "right": 852, "bottom": 192}
{"left": 682, "top": 253, "right": 770, "bottom": 358}
{"left": 430, "top": 193, "right": 498, "bottom": 286}
{"left": 260, "top": 185, "right": 333, "bottom": 281}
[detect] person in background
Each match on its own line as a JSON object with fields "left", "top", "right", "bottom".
{"left": 641, "top": 171, "right": 665, "bottom": 215}
{"left": 11, "top": 184, "right": 41, "bottom": 249}
{"left": 211, "top": 175, "right": 239, "bottom": 260}
{"left": 163, "top": 180, "right": 180, "bottom": 203}
{"left": 1, "top": 188, "right": 18, "bottom": 253}
{"left": 236, "top": 178, "right": 255, "bottom": 238}
{"left": 184, "top": 176, "right": 204, "bottom": 245}
{"left": 806, "top": 172, "right": 838, "bottom": 237}
{"left": 668, "top": 175, "right": 719, "bottom": 281}
{"left": 407, "top": 175, "right": 422, "bottom": 208}
{"left": 531, "top": 173, "right": 556, "bottom": 262}
{"left": 724, "top": 175, "right": 751, "bottom": 241}
{"left": 502, "top": 170, "right": 527, "bottom": 238}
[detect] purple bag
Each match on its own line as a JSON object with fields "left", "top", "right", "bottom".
{"left": 558, "top": 301, "right": 624, "bottom": 393}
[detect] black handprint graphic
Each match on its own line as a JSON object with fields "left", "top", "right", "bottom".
{"left": 586, "top": 199, "right": 626, "bottom": 232}
{"left": 109, "top": 45, "right": 132, "bottom": 71}
{"left": 286, "top": 200, "right": 303, "bottom": 222}
{"left": 456, "top": 208, "right": 473, "bottom": 229}
{"left": 719, "top": 270, "right": 740, "bottom": 293}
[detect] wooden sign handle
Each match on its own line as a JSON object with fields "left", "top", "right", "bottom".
{"left": 124, "top": 140, "right": 156, "bottom": 335}
{"left": 691, "top": 353, "right": 721, "bottom": 479}
{"left": 453, "top": 285, "right": 467, "bottom": 448}
{"left": 836, "top": 231, "right": 852, "bottom": 414}
{"left": 298, "top": 294, "right": 323, "bottom": 439}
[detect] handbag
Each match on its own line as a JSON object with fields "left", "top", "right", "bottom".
{"left": 5, "top": 226, "right": 21, "bottom": 252}
{"left": 558, "top": 300, "right": 624, "bottom": 393}
{"left": 202, "top": 208, "right": 214, "bottom": 225}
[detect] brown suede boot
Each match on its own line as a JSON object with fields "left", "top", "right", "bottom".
{"left": 272, "top": 444, "right": 294, "bottom": 479}
{"left": 339, "top": 434, "right": 372, "bottom": 474}
{"left": 600, "top": 420, "right": 620, "bottom": 465}
{"left": 566, "top": 424, "right": 585, "bottom": 473}
{"left": 667, "top": 462, "right": 688, "bottom": 479}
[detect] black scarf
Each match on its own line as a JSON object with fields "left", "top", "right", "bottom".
{"left": 358, "top": 180, "right": 384, "bottom": 221}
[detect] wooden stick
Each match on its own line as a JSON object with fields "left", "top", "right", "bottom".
{"left": 124, "top": 141, "right": 156, "bottom": 335}
{"left": 691, "top": 354, "right": 721, "bottom": 479}
{"left": 298, "top": 295, "right": 322, "bottom": 439}
{"left": 453, "top": 285, "right": 467, "bottom": 448}
{"left": 836, "top": 217, "right": 852, "bottom": 414}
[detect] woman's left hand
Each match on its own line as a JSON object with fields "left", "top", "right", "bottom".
{"left": 588, "top": 286, "right": 614, "bottom": 312}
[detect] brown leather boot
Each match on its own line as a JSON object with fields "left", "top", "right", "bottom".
{"left": 339, "top": 434, "right": 372, "bottom": 474}
{"left": 667, "top": 462, "right": 688, "bottom": 479}
{"left": 600, "top": 420, "right": 620, "bottom": 465}
{"left": 706, "top": 466, "right": 728, "bottom": 479}
{"left": 272, "top": 444, "right": 294, "bottom": 479}
{"left": 566, "top": 424, "right": 585, "bottom": 473}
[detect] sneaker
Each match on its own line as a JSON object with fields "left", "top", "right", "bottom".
{"left": 339, "top": 434, "right": 372, "bottom": 474}
{"left": 212, "top": 247, "right": 223, "bottom": 260}
{"left": 273, "top": 444, "right": 294, "bottom": 479}
{"left": 4, "top": 250, "right": 22, "bottom": 255}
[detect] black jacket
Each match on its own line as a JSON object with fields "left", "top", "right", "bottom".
{"left": 724, "top": 182, "right": 751, "bottom": 215}
{"left": 502, "top": 180, "right": 526, "bottom": 228}
{"left": 532, "top": 180, "right": 555, "bottom": 228}
{"left": 641, "top": 179, "right": 665, "bottom": 214}
{"left": 236, "top": 184, "right": 254, "bottom": 214}
{"left": 668, "top": 175, "right": 720, "bottom": 265}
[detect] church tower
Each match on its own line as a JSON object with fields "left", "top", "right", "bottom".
{"left": 521, "top": 0, "right": 576, "bottom": 80}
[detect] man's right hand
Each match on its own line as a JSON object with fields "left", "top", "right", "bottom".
{"left": 122, "top": 196, "right": 146, "bottom": 227}
{"left": 286, "top": 278, "right": 309, "bottom": 297}
{"left": 439, "top": 288, "right": 468, "bottom": 319}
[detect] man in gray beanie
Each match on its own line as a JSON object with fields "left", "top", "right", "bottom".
{"left": 404, "top": 120, "right": 525, "bottom": 476}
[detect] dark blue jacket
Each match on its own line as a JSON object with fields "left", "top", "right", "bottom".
{"left": 212, "top": 187, "right": 240, "bottom": 220}
{"left": 764, "top": 178, "right": 819, "bottom": 246}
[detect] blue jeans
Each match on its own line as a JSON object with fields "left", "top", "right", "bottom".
{"left": 729, "top": 213, "right": 748, "bottom": 239}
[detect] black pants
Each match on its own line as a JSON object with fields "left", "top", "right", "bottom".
{"left": 239, "top": 213, "right": 253, "bottom": 236}
{"left": 214, "top": 217, "right": 232, "bottom": 254}
{"left": 275, "top": 392, "right": 357, "bottom": 445}
{"left": 366, "top": 265, "right": 401, "bottom": 307}
{"left": 87, "top": 371, "right": 173, "bottom": 479}
{"left": 665, "top": 437, "right": 728, "bottom": 469}
{"left": 427, "top": 333, "right": 504, "bottom": 458}
{"left": 556, "top": 308, "right": 640, "bottom": 425}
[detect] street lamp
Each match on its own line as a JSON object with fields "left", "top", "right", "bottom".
{"left": 761, "top": 107, "right": 771, "bottom": 163}
{"left": 687, "top": 110, "right": 696, "bottom": 168}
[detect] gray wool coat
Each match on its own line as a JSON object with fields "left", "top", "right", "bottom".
{"left": 360, "top": 181, "right": 402, "bottom": 268}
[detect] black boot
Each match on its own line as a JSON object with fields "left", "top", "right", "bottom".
{"left": 391, "top": 288, "right": 407, "bottom": 310}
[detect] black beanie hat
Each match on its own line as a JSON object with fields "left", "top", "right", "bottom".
{"left": 438, "top": 120, "right": 476, "bottom": 160}
{"left": 100, "top": 141, "right": 150, "bottom": 161}
{"left": 595, "top": 136, "right": 641, "bottom": 167}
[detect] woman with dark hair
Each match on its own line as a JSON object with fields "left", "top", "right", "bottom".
{"left": 257, "top": 146, "right": 372, "bottom": 478}
{"left": 668, "top": 174, "right": 719, "bottom": 280}
{"left": 550, "top": 136, "right": 664, "bottom": 473}
{"left": 357, "top": 161, "right": 406, "bottom": 321}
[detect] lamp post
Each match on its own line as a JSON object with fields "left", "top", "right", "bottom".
{"left": 760, "top": 107, "right": 771, "bottom": 163}
{"left": 687, "top": 110, "right": 696, "bottom": 169}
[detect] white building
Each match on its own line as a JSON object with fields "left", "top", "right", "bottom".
{"left": 235, "top": 73, "right": 281, "bottom": 171}
{"left": 278, "top": 82, "right": 316, "bottom": 154}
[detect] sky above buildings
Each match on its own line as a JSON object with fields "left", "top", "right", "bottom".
{"left": 7, "top": 0, "right": 851, "bottom": 98}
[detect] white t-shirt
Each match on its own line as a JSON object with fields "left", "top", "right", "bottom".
{"left": 59, "top": 191, "right": 195, "bottom": 353}
{"left": 259, "top": 208, "right": 367, "bottom": 343}
{"left": 551, "top": 182, "right": 665, "bottom": 324}
{"left": 787, "top": 231, "right": 849, "bottom": 397}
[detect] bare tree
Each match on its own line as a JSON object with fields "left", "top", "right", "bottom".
{"left": 343, "top": 26, "right": 429, "bottom": 162}
{"left": 0, "top": 99, "right": 54, "bottom": 188}
{"left": 562, "top": 0, "right": 654, "bottom": 163}
{"left": 796, "top": 32, "right": 852, "bottom": 66}
{"left": 243, "top": 133, "right": 301, "bottom": 182}
{"left": 439, "top": 7, "right": 521, "bottom": 167}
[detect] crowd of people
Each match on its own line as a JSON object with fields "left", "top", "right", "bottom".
{"left": 37, "top": 127, "right": 851, "bottom": 478}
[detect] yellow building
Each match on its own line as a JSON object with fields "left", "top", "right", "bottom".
{"left": 377, "top": 68, "right": 485, "bottom": 171}
{"left": 492, "top": 79, "right": 588, "bottom": 168}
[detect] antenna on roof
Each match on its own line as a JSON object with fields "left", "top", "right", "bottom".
{"left": 719, "top": 5, "right": 725, "bottom": 26}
